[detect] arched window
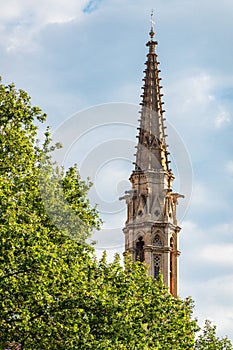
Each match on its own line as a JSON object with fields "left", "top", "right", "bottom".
{"left": 153, "top": 233, "right": 163, "bottom": 247}
{"left": 170, "top": 237, "right": 174, "bottom": 249}
{"left": 135, "top": 236, "right": 145, "bottom": 262}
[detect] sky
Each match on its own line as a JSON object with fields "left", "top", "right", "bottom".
{"left": 1, "top": 0, "right": 233, "bottom": 341}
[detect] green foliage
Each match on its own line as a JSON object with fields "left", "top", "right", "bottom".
{"left": 80, "top": 254, "right": 198, "bottom": 350}
{"left": 0, "top": 80, "right": 101, "bottom": 348}
{"left": 195, "top": 320, "right": 233, "bottom": 350}
{"left": 0, "top": 80, "right": 232, "bottom": 349}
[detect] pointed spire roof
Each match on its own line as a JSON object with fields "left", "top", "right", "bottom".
{"left": 134, "top": 13, "right": 171, "bottom": 175}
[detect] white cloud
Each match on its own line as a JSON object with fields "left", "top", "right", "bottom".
{"left": 165, "top": 72, "right": 224, "bottom": 138}
{"left": 0, "top": 0, "right": 88, "bottom": 51}
{"left": 166, "top": 73, "right": 215, "bottom": 116}
{"left": 185, "top": 74, "right": 214, "bottom": 105}
{"left": 180, "top": 219, "right": 233, "bottom": 264}
{"left": 201, "top": 244, "right": 233, "bottom": 266}
{"left": 167, "top": 72, "right": 233, "bottom": 131}
{"left": 181, "top": 220, "right": 203, "bottom": 242}
{"left": 181, "top": 274, "right": 233, "bottom": 340}
{"left": 214, "top": 110, "right": 231, "bottom": 128}
{"left": 0, "top": 0, "right": 87, "bottom": 23}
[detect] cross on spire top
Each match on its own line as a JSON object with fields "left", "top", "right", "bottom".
{"left": 150, "top": 9, "right": 155, "bottom": 30}
{"left": 150, "top": 9, "right": 155, "bottom": 39}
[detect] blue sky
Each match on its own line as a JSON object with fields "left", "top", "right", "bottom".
{"left": 1, "top": 0, "right": 233, "bottom": 341}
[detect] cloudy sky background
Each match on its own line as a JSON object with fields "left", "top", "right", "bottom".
{"left": 1, "top": 0, "right": 233, "bottom": 341}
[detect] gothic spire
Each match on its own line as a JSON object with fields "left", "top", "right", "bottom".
{"left": 121, "top": 15, "right": 183, "bottom": 298}
{"left": 134, "top": 14, "right": 170, "bottom": 175}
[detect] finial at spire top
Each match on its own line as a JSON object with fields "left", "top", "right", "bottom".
{"left": 150, "top": 9, "right": 155, "bottom": 38}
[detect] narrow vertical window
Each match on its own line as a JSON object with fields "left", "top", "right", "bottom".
{"left": 170, "top": 237, "right": 174, "bottom": 295}
{"left": 154, "top": 255, "right": 161, "bottom": 278}
{"left": 136, "top": 236, "right": 145, "bottom": 262}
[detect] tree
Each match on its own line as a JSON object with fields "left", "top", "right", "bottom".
{"left": 79, "top": 253, "right": 198, "bottom": 350}
{"left": 195, "top": 320, "right": 233, "bottom": 350}
{"left": 0, "top": 80, "right": 232, "bottom": 349}
{"left": 0, "top": 80, "right": 101, "bottom": 348}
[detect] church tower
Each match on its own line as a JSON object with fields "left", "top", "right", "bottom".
{"left": 121, "top": 16, "right": 183, "bottom": 297}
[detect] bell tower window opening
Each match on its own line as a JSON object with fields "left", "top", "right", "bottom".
{"left": 136, "top": 236, "right": 145, "bottom": 262}
{"left": 154, "top": 254, "right": 161, "bottom": 278}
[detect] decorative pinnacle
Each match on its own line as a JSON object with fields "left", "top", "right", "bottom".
{"left": 150, "top": 9, "right": 155, "bottom": 39}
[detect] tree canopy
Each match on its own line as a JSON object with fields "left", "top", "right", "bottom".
{"left": 0, "top": 80, "right": 101, "bottom": 348}
{"left": 0, "top": 80, "right": 232, "bottom": 349}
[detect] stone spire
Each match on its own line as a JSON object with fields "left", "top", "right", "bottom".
{"left": 121, "top": 15, "right": 183, "bottom": 297}
{"left": 135, "top": 13, "right": 170, "bottom": 175}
